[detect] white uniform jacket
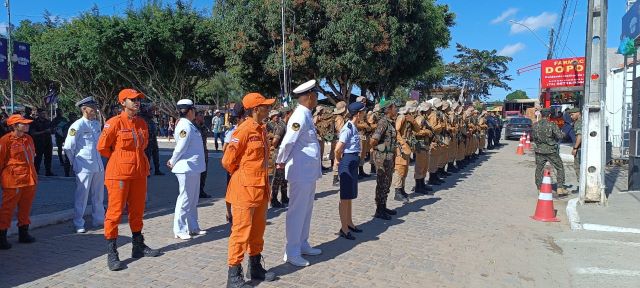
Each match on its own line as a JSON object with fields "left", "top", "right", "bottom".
{"left": 169, "top": 118, "right": 206, "bottom": 174}
{"left": 63, "top": 117, "right": 104, "bottom": 173}
{"left": 276, "top": 105, "right": 322, "bottom": 182}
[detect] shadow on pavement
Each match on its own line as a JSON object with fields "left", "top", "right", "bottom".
{"left": 266, "top": 197, "right": 441, "bottom": 279}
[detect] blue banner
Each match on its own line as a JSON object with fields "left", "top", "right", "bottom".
{"left": 0, "top": 38, "right": 7, "bottom": 80}
{"left": 13, "top": 41, "right": 30, "bottom": 82}
{"left": 622, "top": 1, "right": 640, "bottom": 40}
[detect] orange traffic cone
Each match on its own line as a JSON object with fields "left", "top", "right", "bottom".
{"left": 531, "top": 169, "right": 559, "bottom": 222}
{"left": 525, "top": 133, "right": 532, "bottom": 150}
{"left": 516, "top": 135, "right": 525, "bottom": 155}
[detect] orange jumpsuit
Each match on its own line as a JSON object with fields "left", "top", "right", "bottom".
{"left": 97, "top": 112, "right": 150, "bottom": 239}
{"left": 222, "top": 117, "right": 270, "bottom": 266}
{"left": 0, "top": 133, "right": 37, "bottom": 229}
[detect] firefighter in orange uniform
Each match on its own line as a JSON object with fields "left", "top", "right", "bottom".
{"left": 222, "top": 93, "right": 276, "bottom": 288}
{"left": 0, "top": 115, "right": 37, "bottom": 250}
{"left": 97, "top": 88, "right": 160, "bottom": 271}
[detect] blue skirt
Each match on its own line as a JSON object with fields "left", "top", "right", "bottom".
{"left": 339, "top": 153, "right": 360, "bottom": 200}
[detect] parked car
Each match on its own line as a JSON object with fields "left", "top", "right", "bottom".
{"left": 504, "top": 117, "right": 533, "bottom": 140}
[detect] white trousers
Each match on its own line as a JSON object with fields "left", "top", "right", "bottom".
{"left": 173, "top": 173, "right": 201, "bottom": 235}
{"left": 285, "top": 180, "right": 316, "bottom": 257}
{"left": 73, "top": 171, "right": 105, "bottom": 229}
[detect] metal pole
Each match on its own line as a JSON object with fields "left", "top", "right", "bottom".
{"left": 5, "top": 0, "right": 13, "bottom": 113}
{"left": 281, "top": 0, "right": 287, "bottom": 102}
{"left": 580, "top": 0, "right": 607, "bottom": 204}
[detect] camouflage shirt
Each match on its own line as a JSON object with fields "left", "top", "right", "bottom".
{"left": 573, "top": 118, "right": 582, "bottom": 136}
{"left": 372, "top": 115, "right": 397, "bottom": 160}
{"left": 272, "top": 120, "right": 286, "bottom": 149}
{"left": 532, "top": 118, "right": 564, "bottom": 154}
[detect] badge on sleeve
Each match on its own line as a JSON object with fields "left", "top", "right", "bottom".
{"left": 292, "top": 123, "right": 300, "bottom": 131}
{"left": 69, "top": 128, "right": 77, "bottom": 136}
{"left": 179, "top": 130, "right": 187, "bottom": 138}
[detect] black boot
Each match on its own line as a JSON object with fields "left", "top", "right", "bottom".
{"left": 439, "top": 167, "right": 451, "bottom": 177}
{"left": 383, "top": 203, "right": 397, "bottom": 215}
{"left": 358, "top": 166, "right": 370, "bottom": 178}
{"left": 227, "top": 265, "right": 250, "bottom": 288}
{"left": 369, "top": 164, "right": 376, "bottom": 175}
{"left": 414, "top": 179, "right": 427, "bottom": 194}
{"left": 428, "top": 173, "right": 442, "bottom": 185}
{"left": 0, "top": 229, "right": 11, "bottom": 250}
{"left": 246, "top": 254, "right": 276, "bottom": 281}
{"left": 422, "top": 179, "right": 434, "bottom": 195}
{"left": 374, "top": 204, "right": 391, "bottom": 220}
{"left": 18, "top": 225, "right": 35, "bottom": 243}
{"left": 447, "top": 162, "right": 458, "bottom": 173}
{"left": 280, "top": 188, "right": 289, "bottom": 205}
{"left": 131, "top": 232, "right": 161, "bottom": 258}
{"left": 106, "top": 239, "right": 125, "bottom": 271}
{"left": 332, "top": 175, "right": 339, "bottom": 187}
{"left": 270, "top": 188, "right": 282, "bottom": 208}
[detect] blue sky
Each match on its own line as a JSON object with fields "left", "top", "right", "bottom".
{"left": 0, "top": 0, "right": 629, "bottom": 102}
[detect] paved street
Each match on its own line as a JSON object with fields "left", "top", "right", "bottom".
{"left": 1, "top": 140, "right": 584, "bottom": 288}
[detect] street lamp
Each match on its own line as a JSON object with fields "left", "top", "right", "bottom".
{"left": 509, "top": 20, "right": 552, "bottom": 50}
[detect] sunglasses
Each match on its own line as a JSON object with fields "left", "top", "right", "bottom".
{"left": 127, "top": 98, "right": 143, "bottom": 102}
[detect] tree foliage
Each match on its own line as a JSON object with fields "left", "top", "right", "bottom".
{"left": 447, "top": 43, "right": 513, "bottom": 101}
{"left": 505, "top": 89, "right": 528, "bottom": 101}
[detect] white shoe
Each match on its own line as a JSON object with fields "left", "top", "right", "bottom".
{"left": 284, "top": 254, "right": 309, "bottom": 267}
{"left": 75, "top": 228, "right": 86, "bottom": 234}
{"left": 190, "top": 230, "right": 207, "bottom": 236}
{"left": 174, "top": 233, "right": 192, "bottom": 240}
{"left": 301, "top": 247, "right": 322, "bottom": 256}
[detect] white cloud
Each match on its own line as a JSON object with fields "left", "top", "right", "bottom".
{"left": 491, "top": 8, "right": 518, "bottom": 24}
{"left": 498, "top": 42, "right": 526, "bottom": 57}
{"left": 510, "top": 12, "right": 557, "bottom": 34}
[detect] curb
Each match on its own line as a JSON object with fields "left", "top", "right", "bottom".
{"left": 566, "top": 197, "right": 582, "bottom": 230}
{"left": 565, "top": 196, "right": 640, "bottom": 234}
{"left": 7, "top": 205, "right": 95, "bottom": 236}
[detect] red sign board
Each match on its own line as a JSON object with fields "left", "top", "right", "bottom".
{"left": 540, "top": 57, "right": 585, "bottom": 89}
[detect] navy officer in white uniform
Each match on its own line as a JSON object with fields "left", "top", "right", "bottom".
{"left": 167, "top": 99, "right": 207, "bottom": 240}
{"left": 276, "top": 80, "right": 323, "bottom": 267}
{"left": 63, "top": 96, "right": 105, "bottom": 233}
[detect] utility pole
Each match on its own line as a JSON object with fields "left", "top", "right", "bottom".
{"left": 547, "top": 28, "right": 555, "bottom": 60}
{"left": 280, "top": 0, "right": 288, "bottom": 103}
{"left": 5, "top": 0, "right": 13, "bottom": 113}
{"left": 580, "top": 0, "right": 607, "bottom": 204}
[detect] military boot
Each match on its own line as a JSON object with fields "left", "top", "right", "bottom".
{"left": 131, "top": 232, "right": 161, "bottom": 258}
{"left": 270, "top": 188, "right": 282, "bottom": 208}
{"left": 414, "top": 179, "right": 427, "bottom": 194}
{"left": 0, "top": 229, "right": 11, "bottom": 250}
{"left": 358, "top": 166, "right": 370, "bottom": 178}
{"left": 369, "top": 164, "right": 376, "bottom": 175}
{"left": 227, "top": 265, "right": 250, "bottom": 288}
{"left": 18, "top": 225, "right": 35, "bottom": 243}
{"left": 428, "top": 173, "right": 442, "bottom": 185}
{"left": 556, "top": 187, "right": 569, "bottom": 198}
{"left": 421, "top": 178, "right": 434, "bottom": 194}
{"left": 383, "top": 203, "right": 397, "bottom": 216}
{"left": 332, "top": 175, "right": 339, "bottom": 187}
{"left": 280, "top": 188, "right": 289, "bottom": 205}
{"left": 374, "top": 204, "right": 391, "bottom": 220}
{"left": 394, "top": 188, "right": 409, "bottom": 203}
{"left": 246, "top": 254, "right": 276, "bottom": 282}
{"left": 447, "top": 162, "right": 459, "bottom": 173}
{"left": 106, "top": 239, "right": 125, "bottom": 271}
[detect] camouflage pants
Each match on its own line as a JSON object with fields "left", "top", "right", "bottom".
{"left": 271, "top": 168, "right": 288, "bottom": 199}
{"left": 574, "top": 149, "right": 581, "bottom": 179}
{"left": 375, "top": 158, "right": 394, "bottom": 205}
{"left": 535, "top": 152, "right": 565, "bottom": 189}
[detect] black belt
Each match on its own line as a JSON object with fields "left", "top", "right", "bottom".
{"left": 344, "top": 152, "right": 359, "bottom": 155}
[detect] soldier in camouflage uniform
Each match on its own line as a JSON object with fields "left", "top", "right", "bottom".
{"left": 532, "top": 108, "right": 567, "bottom": 196}
{"left": 266, "top": 111, "right": 281, "bottom": 177}
{"left": 314, "top": 106, "right": 334, "bottom": 171}
{"left": 270, "top": 108, "right": 292, "bottom": 208}
{"left": 355, "top": 96, "right": 372, "bottom": 178}
{"left": 568, "top": 108, "right": 582, "bottom": 180}
{"left": 427, "top": 98, "right": 445, "bottom": 185}
{"left": 367, "top": 104, "right": 381, "bottom": 174}
{"left": 413, "top": 101, "right": 434, "bottom": 194}
{"left": 454, "top": 104, "right": 467, "bottom": 169}
{"left": 195, "top": 111, "right": 212, "bottom": 198}
{"left": 332, "top": 101, "right": 348, "bottom": 186}
{"left": 392, "top": 101, "right": 417, "bottom": 203}
{"left": 370, "top": 98, "right": 399, "bottom": 220}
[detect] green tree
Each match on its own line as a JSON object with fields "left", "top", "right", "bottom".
{"left": 447, "top": 43, "right": 513, "bottom": 101}
{"left": 505, "top": 89, "right": 528, "bottom": 101}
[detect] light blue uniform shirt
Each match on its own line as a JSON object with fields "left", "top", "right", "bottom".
{"left": 338, "top": 120, "right": 361, "bottom": 154}
{"left": 224, "top": 125, "right": 237, "bottom": 144}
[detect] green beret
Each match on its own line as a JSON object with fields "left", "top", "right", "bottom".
{"left": 566, "top": 107, "right": 580, "bottom": 113}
